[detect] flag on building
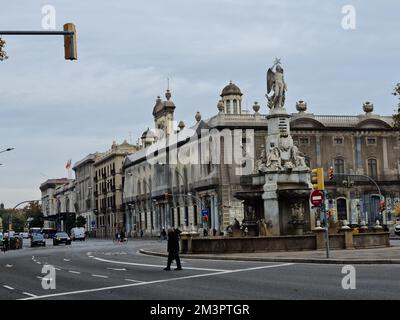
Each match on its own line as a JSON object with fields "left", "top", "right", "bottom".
{"left": 65, "top": 159, "right": 72, "bottom": 169}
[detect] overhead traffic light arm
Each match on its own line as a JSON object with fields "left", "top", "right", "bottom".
{"left": 0, "top": 23, "right": 77, "bottom": 60}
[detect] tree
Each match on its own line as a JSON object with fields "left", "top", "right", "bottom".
{"left": 393, "top": 83, "right": 400, "bottom": 128}
{"left": 65, "top": 213, "right": 76, "bottom": 234}
{"left": 1, "top": 209, "right": 26, "bottom": 232}
{"left": 23, "top": 201, "right": 43, "bottom": 229}
{"left": 76, "top": 215, "right": 87, "bottom": 228}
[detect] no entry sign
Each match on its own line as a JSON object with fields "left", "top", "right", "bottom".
{"left": 310, "top": 190, "right": 323, "bottom": 207}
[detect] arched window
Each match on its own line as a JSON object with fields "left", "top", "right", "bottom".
{"left": 226, "top": 100, "right": 231, "bottom": 114}
{"left": 233, "top": 100, "right": 238, "bottom": 114}
{"left": 367, "top": 158, "right": 377, "bottom": 179}
{"left": 334, "top": 158, "right": 345, "bottom": 174}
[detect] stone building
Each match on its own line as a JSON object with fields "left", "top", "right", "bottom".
{"left": 94, "top": 140, "right": 140, "bottom": 238}
{"left": 40, "top": 178, "right": 75, "bottom": 231}
{"left": 123, "top": 82, "right": 400, "bottom": 237}
{"left": 73, "top": 152, "right": 103, "bottom": 234}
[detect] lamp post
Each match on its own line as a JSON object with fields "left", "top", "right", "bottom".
{"left": 0, "top": 147, "right": 14, "bottom": 154}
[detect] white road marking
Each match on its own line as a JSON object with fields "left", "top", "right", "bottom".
{"left": 36, "top": 262, "right": 41, "bottom": 265}
{"left": 124, "top": 279, "right": 143, "bottom": 283}
{"left": 22, "top": 292, "right": 37, "bottom": 297}
{"left": 88, "top": 256, "right": 94, "bottom": 258}
{"left": 68, "top": 270, "right": 81, "bottom": 274}
{"left": 92, "top": 256, "right": 226, "bottom": 272}
{"left": 91, "top": 274, "right": 108, "bottom": 278}
{"left": 3, "top": 285, "right": 14, "bottom": 290}
{"left": 107, "top": 267, "right": 126, "bottom": 271}
{"left": 5, "top": 264, "right": 13, "bottom": 268}
{"left": 63, "top": 259, "right": 71, "bottom": 262}
{"left": 55, "top": 268, "right": 61, "bottom": 271}
{"left": 20, "top": 263, "right": 294, "bottom": 300}
{"left": 36, "top": 276, "right": 43, "bottom": 279}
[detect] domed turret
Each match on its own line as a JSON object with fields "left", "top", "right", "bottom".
{"left": 219, "top": 81, "right": 243, "bottom": 115}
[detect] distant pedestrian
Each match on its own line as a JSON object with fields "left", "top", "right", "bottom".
{"left": 140, "top": 229, "right": 144, "bottom": 237}
{"left": 164, "top": 228, "right": 182, "bottom": 271}
{"left": 3, "top": 236, "right": 9, "bottom": 253}
{"left": 162, "top": 228, "right": 167, "bottom": 240}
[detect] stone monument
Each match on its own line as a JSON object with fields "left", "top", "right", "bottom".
{"left": 260, "top": 58, "right": 312, "bottom": 236}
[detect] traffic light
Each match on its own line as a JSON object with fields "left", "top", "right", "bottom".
{"left": 63, "top": 23, "right": 77, "bottom": 60}
{"left": 311, "top": 167, "right": 325, "bottom": 190}
{"left": 380, "top": 199, "right": 386, "bottom": 212}
{"left": 328, "top": 166, "right": 334, "bottom": 181}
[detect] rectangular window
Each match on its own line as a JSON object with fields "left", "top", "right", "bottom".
{"left": 366, "top": 137, "right": 377, "bottom": 145}
{"left": 299, "top": 137, "right": 309, "bottom": 145}
{"left": 334, "top": 137, "right": 344, "bottom": 145}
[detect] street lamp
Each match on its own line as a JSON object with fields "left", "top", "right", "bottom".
{"left": 0, "top": 147, "right": 14, "bottom": 154}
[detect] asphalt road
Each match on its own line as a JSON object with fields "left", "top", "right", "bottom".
{"left": 0, "top": 239, "right": 399, "bottom": 300}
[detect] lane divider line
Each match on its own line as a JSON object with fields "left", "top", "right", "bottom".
{"left": 22, "top": 292, "right": 37, "bottom": 297}
{"left": 3, "top": 285, "right": 14, "bottom": 290}
{"left": 91, "top": 256, "right": 227, "bottom": 272}
{"left": 20, "top": 263, "right": 294, "bottom": 300}
{"left": 124, "top": 279, "right": 143, "bottom": 283}
{"left": 68, "top": 270, "right": 81, "bottom": 274}
{"left": 91, "top": 274, "right": 108, "bottom": 278}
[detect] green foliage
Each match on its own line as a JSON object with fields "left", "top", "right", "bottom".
{"left": 24, "top": 201, "right": 44, "bottom": 229}
{"left": 76, "top": 215, "right": 87, "bottom": 228}
{"left": 393, "top": 83, "right": 400, "bottom": 128}
{"left": 65, "top": 213, "right": 77, "bottom": 234}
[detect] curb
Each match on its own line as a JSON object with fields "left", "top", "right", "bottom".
{"left": 139, "top": 249, "right": 400, "bottom": 265}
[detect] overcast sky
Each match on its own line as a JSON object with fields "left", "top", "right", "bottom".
{"left": 0, "top": 0, "right": 398, "bottom": 207}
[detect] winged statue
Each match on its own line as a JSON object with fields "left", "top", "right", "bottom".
{"left": 265, "top": 58, "right": 287, "bottom": 109}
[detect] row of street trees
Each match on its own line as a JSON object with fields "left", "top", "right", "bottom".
{"left": 0, "top": 201, "right": 43, "bottom": 232}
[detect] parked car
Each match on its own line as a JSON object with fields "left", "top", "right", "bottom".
{"left": 31, "top": 233, "right": 46, "bottom": 247}
{"left": 395, "top": 223, "right": 400, "bottom": 236}
{"left": 20, "top": 232, "right": 29, "bottom": 239}
{"left": 70, "top": 227, "right": 85, "bottom": 241}
{"left": 53, "top": 232, "right": 71, "bottom": 246}
{"left": 10, "top": 234, "right": 23, "bottom": 249}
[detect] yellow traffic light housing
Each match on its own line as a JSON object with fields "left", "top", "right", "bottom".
{"left": 63, "top": 23, "right": 77, "bottom": 60}
{"left": 328, "top": 166, "right": 334, "bottom": 180}
{"left": 311, "top": 167, "right": 325, "bottom": 190}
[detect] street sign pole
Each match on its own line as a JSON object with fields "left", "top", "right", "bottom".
{"left": 323, "top": 190, "right": 330, "bottom": 259}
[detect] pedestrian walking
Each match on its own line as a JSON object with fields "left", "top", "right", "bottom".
{"left": 164, "top": 228, "right": 182, "bottom": 271}
{"left": 162, "top": 228, "right": 167, "bottom": 240}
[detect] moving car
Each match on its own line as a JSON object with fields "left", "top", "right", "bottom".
{"left": 31, "top": 233, "right": 46, "bottom": 247}
{"left": 71, "top": 227, "right": 85, "bottom": 241}
{"left": 53, "top": 232, "right": 71, "bottom": 246}
{"left": 28, "top": 227, "right": 41, "bottom": 239}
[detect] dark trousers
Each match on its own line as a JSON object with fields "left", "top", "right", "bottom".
{"left": 166, "top": 250, "right": 181, "bottom": 269}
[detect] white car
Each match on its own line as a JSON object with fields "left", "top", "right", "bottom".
{"left": 70, "top": 227, "right": 85, "bottom": 241}
{"left": 20, "top": 232, "right": 29, "bottom": 239}
{"left": 395, "top": 223, "right": 400, "bottom": 236}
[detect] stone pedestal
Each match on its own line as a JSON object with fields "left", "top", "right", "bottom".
{"left": 262, "top": 179, "right": 280, "bottom": 235}
{"left": 340, "top": 227, "right": 354, "bottom": 249}
{"left": 313, "top": 228, "right": 326, "bottom": 250}
{"left": 180, "top": 231, "right": 200, "bottom": 254}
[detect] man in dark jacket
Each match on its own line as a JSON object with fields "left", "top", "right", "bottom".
{"left": 164, "top": 228, "right": 182, "bottom": 271}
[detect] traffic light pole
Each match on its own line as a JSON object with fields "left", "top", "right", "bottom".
{"left": 0, "top": 24, "right": 77, "bottom": 60}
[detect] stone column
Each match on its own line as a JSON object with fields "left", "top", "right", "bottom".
{"left": 262, "top": 177, "right": 280, "bottom": 236}
{"left": 340, "top": 226, "right": 354, "bottom": 249}
{"left": 313, "top": 227, "right": 326, "bottom": 250}
{"left": 213, "top": 194, "right": 220, "bottom": 232}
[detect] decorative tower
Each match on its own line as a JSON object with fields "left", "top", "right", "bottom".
{"left": 219, "top": 81, "right": 243, "bottom": 114}
{"left": 153, "top": 90, "right": 176, "bottom": 136}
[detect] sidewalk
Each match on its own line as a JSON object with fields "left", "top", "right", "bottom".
{"left": 140, "top": 240, "right": 400, "bottom": 264}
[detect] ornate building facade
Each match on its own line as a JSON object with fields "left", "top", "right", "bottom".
{"left": 123, "top": 82, "right": 400, "bottom": 237}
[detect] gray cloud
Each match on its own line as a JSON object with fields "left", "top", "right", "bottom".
{"left": 0, "top": 0, "right": 398, "bottom": 206}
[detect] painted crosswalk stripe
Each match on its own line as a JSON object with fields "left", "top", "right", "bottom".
{"left": 91, "top": 274, "right": 108, "bottom": 278}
